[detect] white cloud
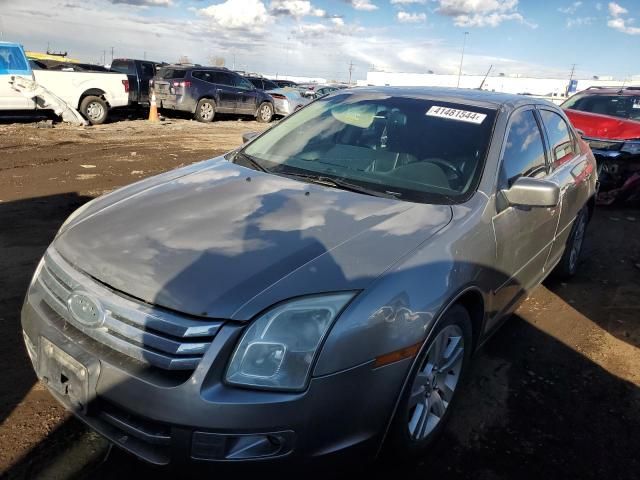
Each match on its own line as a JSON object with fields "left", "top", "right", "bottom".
{"left": 608, "top": 17, "right": 640, "bottom": 34}
{"left": 390, "top": 0, "right": 426, "bottom": 4}
{"left": 397, "top": 11, "right": 427, "bottom": 22}
{"left": 270, "top": 0, "right": 325, "bottom": 17}
{"left": 345, "top": 0, "right": 378, "bottom": 11}
{"left": 607, "top": 2, "right": 640, "bottom": 34}
{"left": 557, "top": 1, "right": 582, "bottom": 14}
{"left": 434, "top": 0, "right": 533, "bottom": 28}
{"left": 608, "top": 2, "right": 627, "bottom": 17}
{"left": 567, "top": 16, "right": 594, "bottom": 27}
{"left": 108, "top": 0, "right": 172, "bottom": 6}
{"left": 199, "top": 0, "right": 271, "bottom": 30}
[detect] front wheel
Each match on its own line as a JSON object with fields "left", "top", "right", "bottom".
{"left": 256, "top": 102, "right": 274, "bottom": 123}
{"left": 79, "top": 95, "right": 108, "bottom": 125}
{"left": 386, "top": 304, "right": 472, "bottom": 458}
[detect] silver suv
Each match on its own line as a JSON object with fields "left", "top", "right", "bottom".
{"left": 22, "top": 88, "right": 597, "bottom": 466}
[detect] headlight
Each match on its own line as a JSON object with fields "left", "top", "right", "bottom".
{"left": 225, "top": 293, "right": 355, "bottom": 391}
{"left": 621, "top": 141, "right": 640, "bottom": 155}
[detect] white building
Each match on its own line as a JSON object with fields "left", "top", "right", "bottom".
{"left": 359, "top": 71, "right": 640, "bottom": 101}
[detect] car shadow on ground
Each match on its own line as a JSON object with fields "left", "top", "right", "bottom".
{"left": 0, "top": 193, "right": 91, "bottom": 427}
{"left": 543, "top": 206, "right": 640, "bottom": 350}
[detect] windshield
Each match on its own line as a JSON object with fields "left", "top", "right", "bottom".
{"left": 243, "top": 93, "right": 497, "bottom": 204}
{"left": 563, "top": 93, "right": 640, "bottom": 121}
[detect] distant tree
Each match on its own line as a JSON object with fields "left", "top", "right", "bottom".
{"left": 178, "top": 55, "right": 191, "bottom": 64}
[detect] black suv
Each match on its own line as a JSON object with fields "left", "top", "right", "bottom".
{"left": 152, "top": 66, "right": 275, "bottom": 123}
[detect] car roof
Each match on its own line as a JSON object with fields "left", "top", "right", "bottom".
{"left": 349, "top": 86, "right": 555, "bottom": 111}
{"left": 576, "top": 86, "right": 640, "bottom": 96}
{"left": 160, "top": 65, "right": 229, "bottom": 72}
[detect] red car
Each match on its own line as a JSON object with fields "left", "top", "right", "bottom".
{"left": 562, "top": 86, "right": 640, "bottom": 203}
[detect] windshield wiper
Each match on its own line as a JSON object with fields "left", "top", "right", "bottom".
{"left": 234, "top": 151, "right": 268, "bottom": 173}
{"left": 279, "top": 171, "right": 400, "bottom": 199}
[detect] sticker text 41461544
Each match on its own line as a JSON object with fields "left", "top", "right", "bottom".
{"left": 426, "top": 106, "right": 487, "bottom": 124}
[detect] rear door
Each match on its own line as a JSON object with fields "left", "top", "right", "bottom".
{"left": 233, "top": 75, "right": 258, "bottom": 114}
{"left": 0, "top": 44, "right": 36, "bottom": 110}
{"left": 538, "top": 108, "right": 593, "bottom": 269}
{"left": 209, "top": 71, "right": 240, "bottom": 112}
{"left": 491, "top": 107, "right": 560, "bottom": 324}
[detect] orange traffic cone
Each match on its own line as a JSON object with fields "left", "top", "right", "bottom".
{"left": 148, "top": 90, "right": 159, "bottom": 122}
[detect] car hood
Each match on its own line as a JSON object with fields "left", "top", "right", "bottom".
{"left": 55, "top": 158, "right": 452, "bottom": 320}
{"left": 564, "top": 108, "right": 640, "bottom": 140}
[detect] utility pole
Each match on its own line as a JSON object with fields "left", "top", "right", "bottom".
{"left": 457, "top": 31, "right": 469, "bottom": 88}
{"left": 110, "top": 46, "right": 114, "bottom": 64}
{"left": 102, "top": 50, "right": 106, "bottom": 66}
{"left": 348, "top": 60, "right": 354, "bottom": 85}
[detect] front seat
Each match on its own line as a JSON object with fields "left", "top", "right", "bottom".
{"left": 388, "top": 161, "right": 451, "bottom": 190}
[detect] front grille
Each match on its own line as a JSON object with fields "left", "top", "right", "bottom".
{"left": 36, "top": 248, "right": 222, "bottom": 371}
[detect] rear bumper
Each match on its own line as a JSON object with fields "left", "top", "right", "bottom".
{"left": 156, "top": 93, "right": 197, "bottom": 114}
{"left": 20, "top": 268, "right": 410, "bottom": 466}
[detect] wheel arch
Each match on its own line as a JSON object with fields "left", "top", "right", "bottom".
{"left": 78, "top": 89, "right": 108, "bottom": 109}
{"left": 375, "top": 284, "right": 487, "bottom": 457}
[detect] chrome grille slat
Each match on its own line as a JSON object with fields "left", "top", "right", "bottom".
{"left": 37, "top": 248, "right": 221, "bottom": 371}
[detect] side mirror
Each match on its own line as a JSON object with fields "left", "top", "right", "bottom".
{"left": 501, "top": 177, "right": 560, "bottom": 208}
{"left": 242, "top": 131, "right": 260, "bottom": 143}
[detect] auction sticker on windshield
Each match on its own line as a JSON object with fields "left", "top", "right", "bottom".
{"left": 426, "top": 106, "right": 487, "bottom": 124}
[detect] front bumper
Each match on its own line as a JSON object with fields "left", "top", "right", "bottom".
{"left": 20, "top": 252, "right": 410, "bottom": 466}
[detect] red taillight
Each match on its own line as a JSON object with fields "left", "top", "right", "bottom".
{"left": 122, "top": 79, "right": 130, "bottom": 93}
{"left": 270, "top": 93, "right": 286, "bottom": 100}
{"left": 172, "top": 80, "right": 191, "bottom": 88}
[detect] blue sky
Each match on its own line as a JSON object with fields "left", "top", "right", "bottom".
{"left": 1, "top": 0, "right": 639, "bottom": 81}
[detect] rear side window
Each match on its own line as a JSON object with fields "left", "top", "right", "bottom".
{"left": 140, "top": 62, "right": 155, "bottom": 78}
{"left": 247, "top": 78, "right": 263, "bottom": 89}
{"left": 540, "top": 110, "right": 576, "bottom": 168}
{"left": 110, "top": 60, "right": 134, "bottom": 74}
{"left": 156, "top": 68, "right": 186, "bottom": 80}
{"left": 500, "top": 110, "right": 547, "bottom": 187}
{"left": 0, "top": 45, "right": 30, "bottom": 74}
{"left": 192, "top": 70, "right": 213, "bottom": 82}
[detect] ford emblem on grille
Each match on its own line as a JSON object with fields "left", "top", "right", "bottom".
{"left": 67, "top": 292, "right": 104, "bottom": 328}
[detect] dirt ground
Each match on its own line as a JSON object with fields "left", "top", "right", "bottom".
{"left": 0, "top": 116, "right": 638, "bottom": 479}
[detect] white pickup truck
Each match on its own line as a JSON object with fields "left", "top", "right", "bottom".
{"left": 0, "top": 41, "right": 130, "bottom": 124}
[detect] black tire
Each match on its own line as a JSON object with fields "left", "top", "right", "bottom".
{"left": 195, "top": 99, "right": 216, "bottom": 123}
{"left": 385, "top": 304, "right": 473, "bottom": 459}
{"left": 79, "top": 95, "right": 108, "bottom": 125}
{"left": 256, "top": 102, "right": 274, "bottom": 123}
{"left": 553, "top": 206, "right": 588, "bottom": 279}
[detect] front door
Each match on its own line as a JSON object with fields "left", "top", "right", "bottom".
{"left": 0, "top": 45, "right": 35, "bottom": 110}
{"left": 491, "top": 107, "right": 560, "bottom": 324}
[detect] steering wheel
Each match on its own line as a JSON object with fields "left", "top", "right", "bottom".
{"left": 421, "top": 158, "right": 465, "bottom": 189}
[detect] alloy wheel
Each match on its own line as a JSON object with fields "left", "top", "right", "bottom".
{"left": 407, "top": 325, "right": 464, "bottom": 441}
{"left": 200, "top": 103, "right": 214, "bottom": 121}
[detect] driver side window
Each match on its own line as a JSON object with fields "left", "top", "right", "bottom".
{"left": 500, "top": 110, "right": 547, "bottom": 188}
